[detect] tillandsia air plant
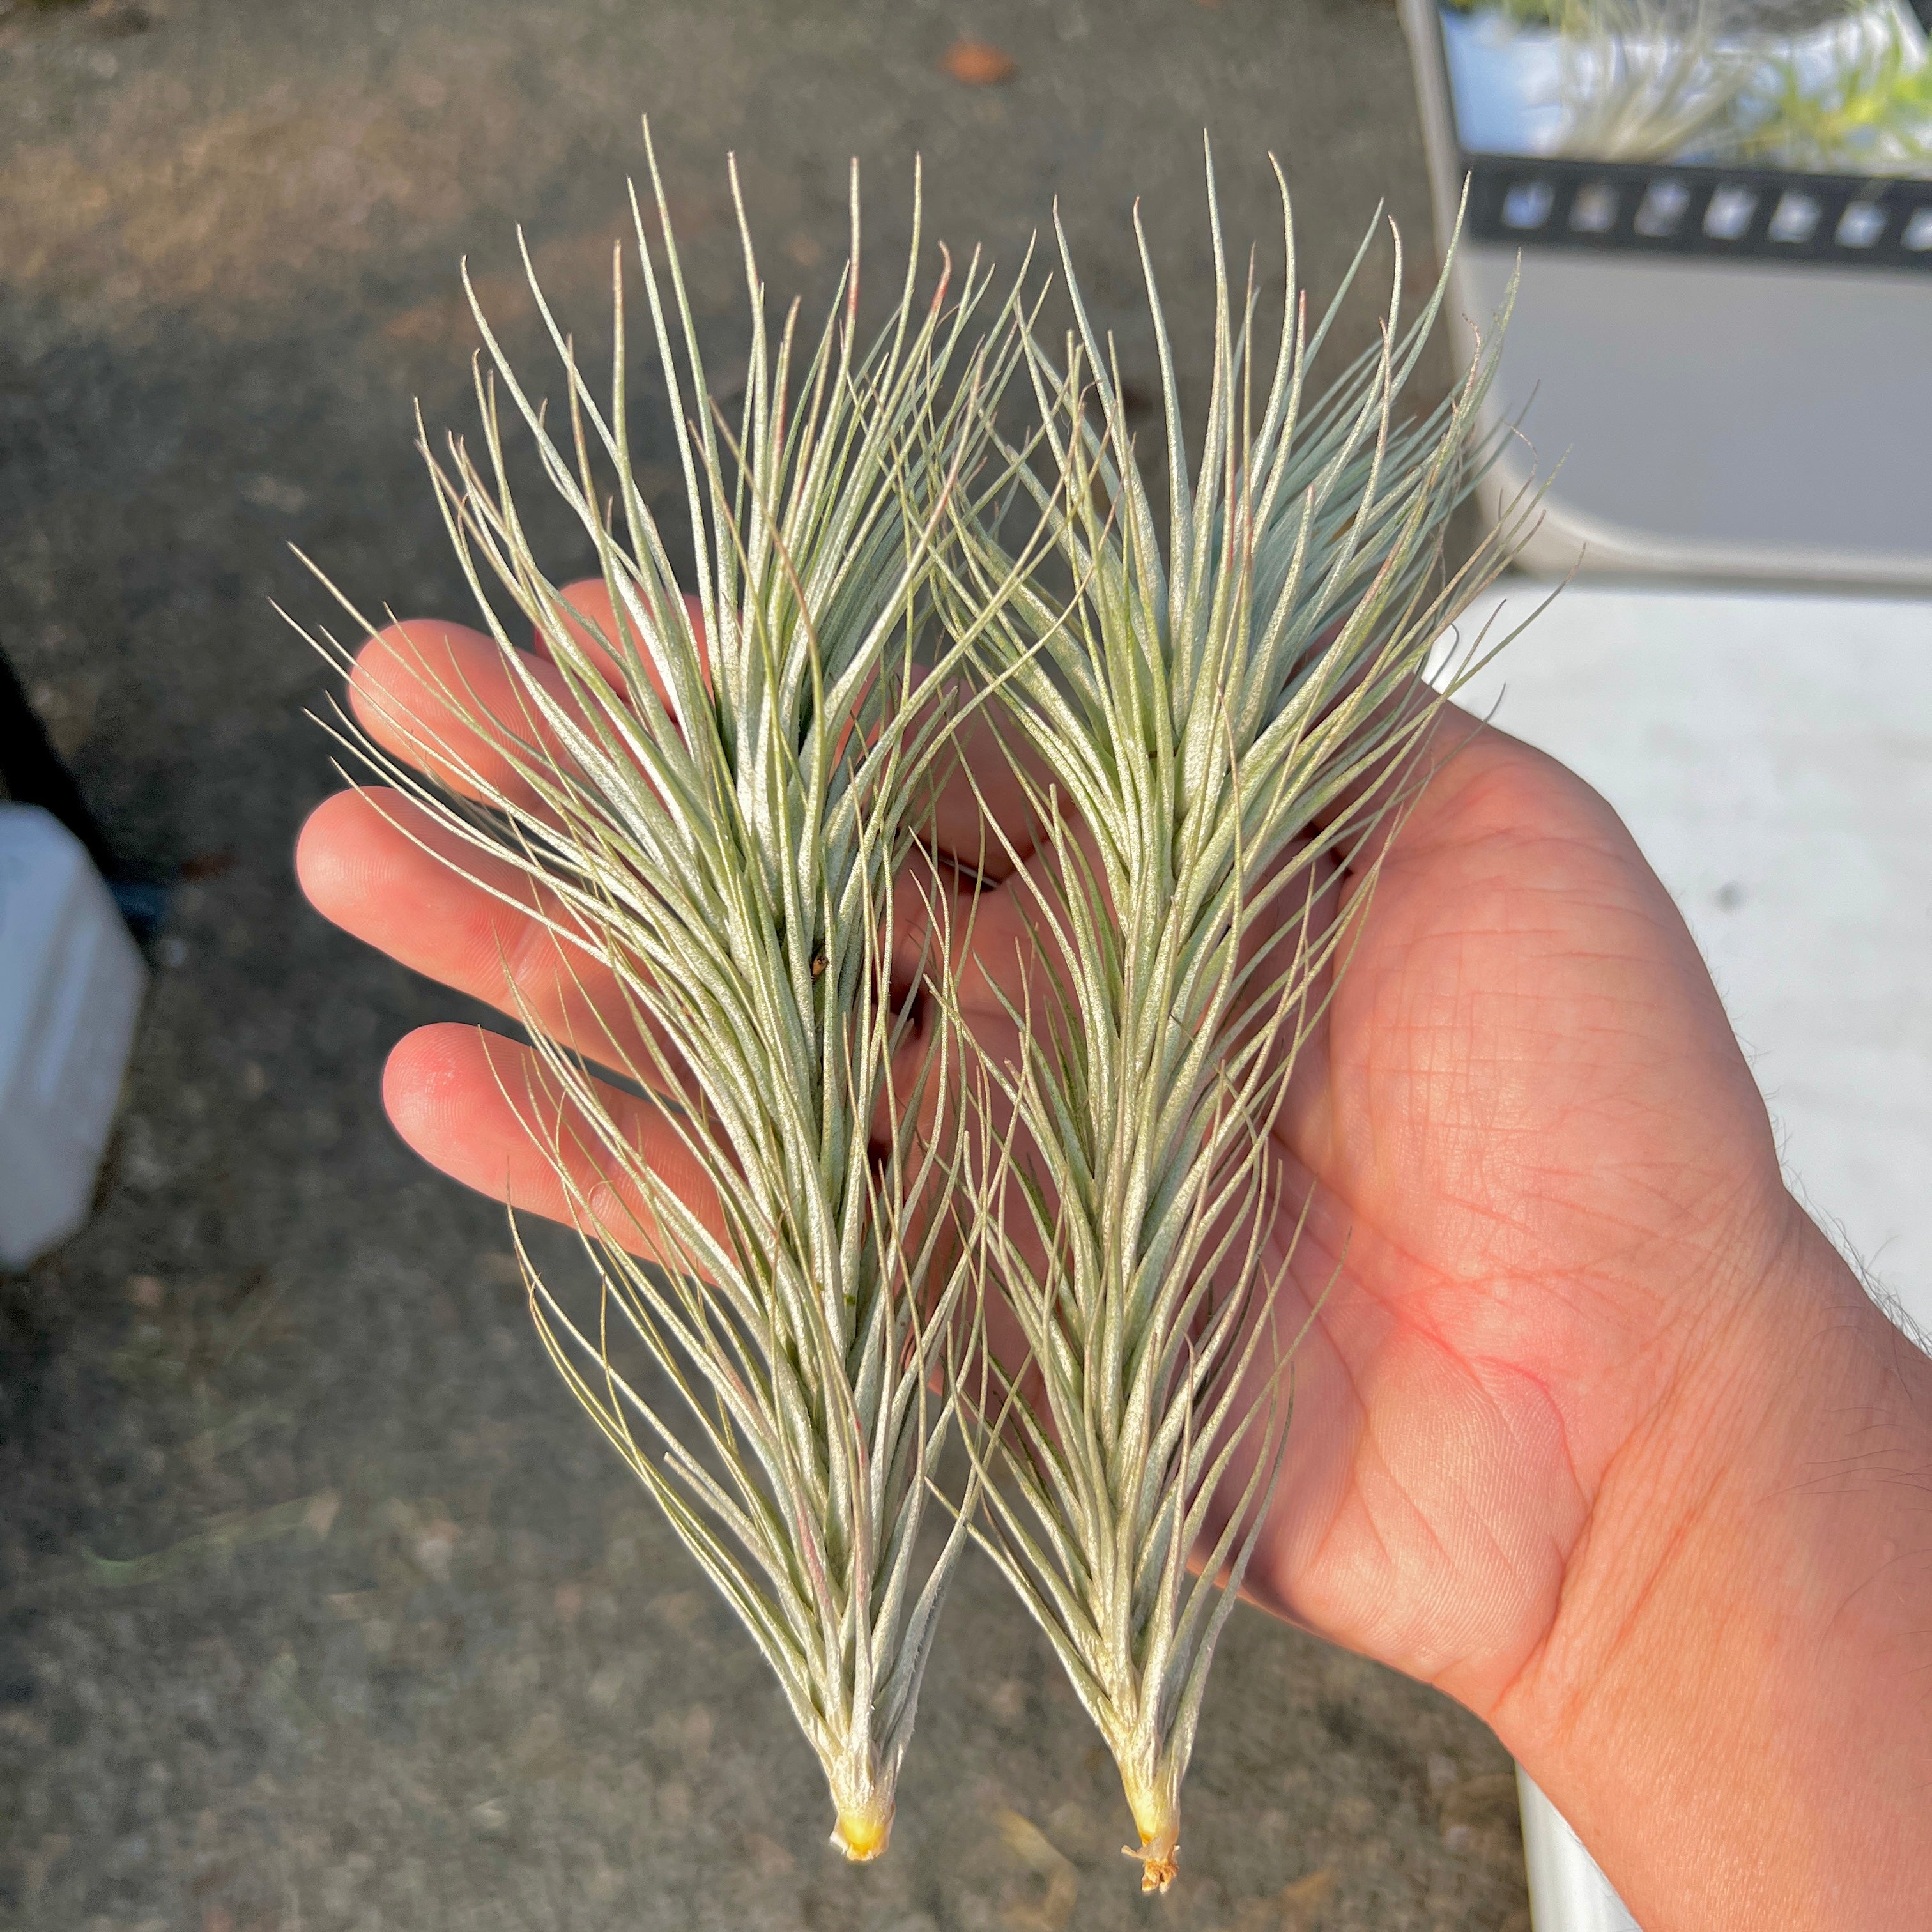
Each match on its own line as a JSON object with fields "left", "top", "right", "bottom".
{"left": 1737, "top": 0, "right": 1932, "bottom": 172}
{"left": 933, "top": 154, "right": 1529, "bottom": 1892}
{"left": 300, "top": 136, "right": 1043, "bottom": 1860}
{"left": 298, "top": 123, "right": 1532, "bottom": 1890}
{"left": 1552, "top": 0, "right": 1767, "bottom": 162}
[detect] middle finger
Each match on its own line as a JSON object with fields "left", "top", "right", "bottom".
{"left": 297, "top": 784, "right": 682, "bottom": 1089}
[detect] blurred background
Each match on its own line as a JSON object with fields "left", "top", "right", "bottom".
{"left": 0, "top": 3, "right": 1535, "bottom": 1929}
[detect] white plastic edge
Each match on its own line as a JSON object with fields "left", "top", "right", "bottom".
{"left": 1471, "top": 436, "right": 1932, "bottom": 592}
{"left": 1518, "top": 1767, "right": 1643, "bottom": 1932}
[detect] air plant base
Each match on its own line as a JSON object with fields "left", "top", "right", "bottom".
{"left": 1123, "top": 1768, "right": 1184, "bottom": 1892}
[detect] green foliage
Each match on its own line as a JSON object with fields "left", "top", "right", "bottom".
{"left": 1448, "top": 0, "right": 1932, "bottom": 174}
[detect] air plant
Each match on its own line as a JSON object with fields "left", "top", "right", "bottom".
{"left": 300, "top": 124, "right": 1533, "bottom": 1891}
{"left": 1737, "top": 0, "right": 1932, "bottom": 172}
{"left": 302, "top": 139, "right": 1040, "bottom": 1860}
{"left": 1469, "top": 0, "right": 1932, "bottom": 167}
{"left": 1552, "top": 0, "right": 1767, "bottom": 160}
{"left": 931, "top": 158, "right": 1528, "bottom": 1892}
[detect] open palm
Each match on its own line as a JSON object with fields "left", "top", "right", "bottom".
{"left": 1245, "top": 705, "right": 1796, "bottom": 1733}
{"left": 298, "top": 576, "right": 1798, "bottom": 1747}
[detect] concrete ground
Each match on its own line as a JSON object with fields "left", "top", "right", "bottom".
{"left": 0, "top": 3, "right": 1530, "bottom": 1927}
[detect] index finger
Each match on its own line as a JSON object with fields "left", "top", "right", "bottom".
{"left": 346, "top": 581, "right": 707, "bottom": 810}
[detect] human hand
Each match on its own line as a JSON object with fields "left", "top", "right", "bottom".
{"left": 298, "top": 579, "right": 1931, "bottom": 1928}
{"left": 1237, "top": 677, "right": 1932, "bottom": 1929}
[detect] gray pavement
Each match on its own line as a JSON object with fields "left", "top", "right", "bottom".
{"left": 0, "top": 2, "right": 1529, "bottom": 1926}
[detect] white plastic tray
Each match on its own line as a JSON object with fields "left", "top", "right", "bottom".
{"left": 1399, "top": 0, "right": 1932, "bottom": 591}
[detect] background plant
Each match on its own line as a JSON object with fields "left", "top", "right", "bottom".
{"left": 1554, "top": 0, "right": 1766, "bottom": 159}
{"left": 1450, "top": 0, "right": 1932, "bottom": 171}
{"left": 1738, "top": 0, "right": 1932, "bottom": 168}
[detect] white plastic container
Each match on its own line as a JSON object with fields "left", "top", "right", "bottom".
{"left": 0, "top": 802, "right": 146, "bottom": 1269}
{"left": 1400, "top": 0, "right": 1932, "bottom": 592}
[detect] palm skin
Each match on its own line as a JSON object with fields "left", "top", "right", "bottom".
{"left": 1244, "top": 716, "right": 1795, "bottom": 1719}
{"left": 302, "top": 579, "right": 1913, "bottom": 1924}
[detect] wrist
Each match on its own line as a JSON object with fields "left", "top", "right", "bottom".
{"left": 1494, "top": 1204, "right": 1932, "bottom": 1929}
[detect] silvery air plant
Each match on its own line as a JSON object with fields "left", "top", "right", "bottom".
{"left": 305, "top": 128, "right": 1526, "bottom": 1890}
{"left": 933, "top": 152, "right": 1524, "bottom": 1890}
{"left": 306, "top": 135, "right": 1043, "bottom": 1861}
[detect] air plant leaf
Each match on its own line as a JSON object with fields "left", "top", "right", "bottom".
{"left": 933, "top": 151, "right": 1534, "bottom": 1893}
{"left": 298, "top": 132, "right": 1036, "bottom": 1861}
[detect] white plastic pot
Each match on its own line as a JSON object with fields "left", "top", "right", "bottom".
{"left": 0, "top": 802, "right": 146, "bottom": 1269}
